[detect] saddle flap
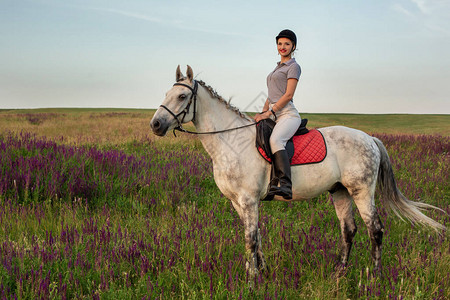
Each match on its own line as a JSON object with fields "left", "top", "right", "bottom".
{"left": 255, "top": 119, "right": 276, "bottom": 159}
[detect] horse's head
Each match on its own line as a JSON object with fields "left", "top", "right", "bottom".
{"left": 150, "top": 65, "right": 198, "bottom": 136}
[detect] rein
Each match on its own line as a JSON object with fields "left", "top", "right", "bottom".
{"left": 175, "top": 122, "right": 257, "bottom": 136}
{"left": 160, "top": 80, "right": 257, "bottom": 136}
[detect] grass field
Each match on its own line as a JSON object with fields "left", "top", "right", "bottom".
{"left": 0, "top": 109, "right": 449, "bottom": 144}
{"left": 0, "top": 109, "right": 449, "bottom": 299}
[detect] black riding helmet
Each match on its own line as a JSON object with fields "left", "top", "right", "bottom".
{"left": 276, "top": 29, "right": 297, "bottom": 50}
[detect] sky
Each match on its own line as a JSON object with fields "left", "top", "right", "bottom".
{"left": 1, "top": 0, "right": 449, "bottom": 114}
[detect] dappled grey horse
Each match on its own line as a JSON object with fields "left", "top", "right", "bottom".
{"left": 150, "top": 65, "right": 445, "bottom": 277}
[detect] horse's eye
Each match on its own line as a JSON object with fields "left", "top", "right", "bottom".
{"left": 179, "top": 94, "right": 187, "bottom": 100}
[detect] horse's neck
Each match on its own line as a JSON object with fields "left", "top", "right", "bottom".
{"left": 194, "top": 87, "right": 255, "bottom": 160}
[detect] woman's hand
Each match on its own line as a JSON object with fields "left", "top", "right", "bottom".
{"left": 254, "top": 111, "right": 271, "bottom": 122}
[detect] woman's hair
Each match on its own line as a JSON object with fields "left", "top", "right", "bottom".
{"left": 290, "top": 48, "right": 297, "bottom": 57}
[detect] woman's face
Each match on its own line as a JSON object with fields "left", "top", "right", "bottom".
{"left": 277, "top": 37, "right": 295, "bottom": 57}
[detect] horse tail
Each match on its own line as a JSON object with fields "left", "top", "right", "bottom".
{"left": 373, "top": 137, "right": 446, "bottom": 233}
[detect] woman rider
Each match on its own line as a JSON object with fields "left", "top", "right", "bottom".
{"left": 254, "top": 29, "right": 302, "bottom": 200}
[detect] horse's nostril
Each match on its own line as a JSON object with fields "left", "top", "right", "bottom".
{"left": 150, "top": 118, "right": 168, "bottom": 136}
{"left": 152, "top": 120, "right": 161, "bottom": 130}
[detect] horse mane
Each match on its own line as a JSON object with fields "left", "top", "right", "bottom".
{"left": 196, "top": 80, "right": 252, "bottom": 122}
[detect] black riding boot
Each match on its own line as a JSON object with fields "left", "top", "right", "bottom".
{"left": 262, "top": 163, "right": 278, "bottom": 201}
{"left": 265, "top": 150, "right": 292, "bottom": 200}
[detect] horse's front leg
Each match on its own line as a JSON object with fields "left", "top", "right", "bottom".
{"left": 231, "top": 198, "right": 266, "bottom": 278}
{"left": 255, "top": 227, "right": 268, "bottom": 273}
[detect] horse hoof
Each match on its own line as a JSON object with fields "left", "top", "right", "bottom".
{"left": 333, "top": 263, "right": 348, "bottom": 278}
{"left": 373, "top": 264, "right": 383, "bottom": 277}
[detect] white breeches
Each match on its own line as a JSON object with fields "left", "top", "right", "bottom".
{"left": 269, "top": 112, "right": 301, "bottom": 153}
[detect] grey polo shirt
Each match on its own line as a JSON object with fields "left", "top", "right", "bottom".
{"left": 266, "top": 58, "right": 301, "bottom": 104}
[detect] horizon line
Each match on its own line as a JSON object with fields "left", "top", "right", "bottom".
{"left": 0, "top": 107, "right": 449, "bottom": 116}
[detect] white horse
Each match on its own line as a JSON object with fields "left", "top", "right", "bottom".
{"left": 150, "top": 65, "right": 445, "bottom": 277}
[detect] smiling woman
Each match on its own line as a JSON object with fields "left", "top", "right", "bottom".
{"left": 254, "top": 29, "right": 302, "bottom": 200}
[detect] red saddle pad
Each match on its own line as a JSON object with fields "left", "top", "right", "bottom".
{"left": 257, "top": 129, "right": 327, "bottom": 166}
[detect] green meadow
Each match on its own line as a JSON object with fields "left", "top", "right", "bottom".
{"left": 0, "top": 109, "right": 448, "bottom": 299}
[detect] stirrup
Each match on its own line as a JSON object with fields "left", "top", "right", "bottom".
{"left": 262, "top": 183, "right": 277, "bottom": 201}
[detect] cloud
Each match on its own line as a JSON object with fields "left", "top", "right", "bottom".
{"left": 87, "top": 7, "right": 163, "bottom": 23}
{"left": 410, "top": 0, "right": 431, "bottom": 14}
{"left": 392, "top": 3, "right": 416, "bottom": 18}
{"left": 80, "top": 6, "right": 244, "bottom": 38}
{"left": 409, "top": 0, "right": 450, "bottom": 15}
{"left": 392, "top": 0, "right": 450, "bottom": 36}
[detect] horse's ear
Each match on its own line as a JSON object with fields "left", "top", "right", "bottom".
{"left": 186, "top": 65, "right": 194, "bottom": 82}
{"left": 176, "top": 65, "right": 184, "bottom": 82}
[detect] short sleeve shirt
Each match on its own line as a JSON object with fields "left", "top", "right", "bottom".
{"left": 266, "top": 58, "right": 301, "bottom": 104}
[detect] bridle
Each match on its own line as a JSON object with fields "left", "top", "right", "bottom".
{"left": 159, "top": 79, "right": 257, "bottom": 136}
{"left": 159, "top": 80, "right": 199, "bottom": 132}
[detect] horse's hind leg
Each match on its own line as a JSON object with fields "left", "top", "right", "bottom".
{"left": 331, "top": 185, "right": 357, "bottom": 267}
{"left": 351, "top": 189, "right": 384, "bottom": 272}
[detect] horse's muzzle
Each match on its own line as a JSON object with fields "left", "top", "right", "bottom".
{"left": 150, "top": 118, "right": 169, "bottom": 136}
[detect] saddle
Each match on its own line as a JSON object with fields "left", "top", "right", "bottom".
{"left": 256, "top": 118, "right": 327, "bottom": 165}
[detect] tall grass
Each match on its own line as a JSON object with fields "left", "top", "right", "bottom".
{"left": 0, "top": 111, "right": 449, "bottom": 299}
{"left": 0, "top": 132, "right": 211, "bottom": 208}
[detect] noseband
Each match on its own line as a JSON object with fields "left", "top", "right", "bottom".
{"left": 159, "top": 80, "right": 198, "bottom": 132}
